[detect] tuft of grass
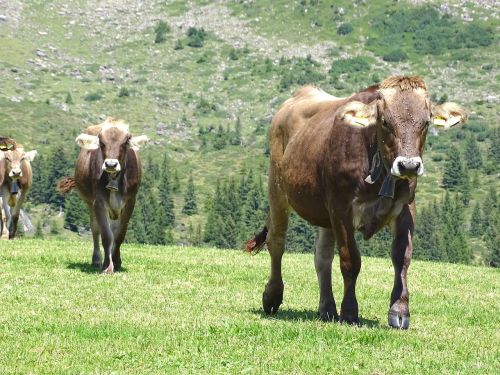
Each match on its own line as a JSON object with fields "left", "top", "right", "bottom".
{"left": 0, "top": 239, "right": 498, "bottom": 374}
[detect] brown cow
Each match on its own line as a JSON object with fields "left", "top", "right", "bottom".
{"left": 0, "top": 139, "right": 37, "bottom": 239}
{"left": 58, "top": 118, "right": 148, "bottom": 273}
{"left": 246, "top": 76, "right": 467, "bottom": 329}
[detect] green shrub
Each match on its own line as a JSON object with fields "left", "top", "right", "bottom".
{"left": 382, "top": 49, "right": 408, "bottom": 62}
{"left": 278, "top": 55, "right": 325, "bottom": 91}
{"left": 154, "top": 21, "right": 170, "bottom": 44}
{"left": 84, "top": 92, "right": 102, "bottom": 102}
{"left": 118, "top": 87, "right": 130, "bottom": 97}
{"left": 174, "top": 39, "right": 183, "bottom": 50}
{"left": 186, "top": 27, "right": 207, "bottom": 48}
{"left": 329, "top": 56, "right": 372, "bottom": 81}
{"left": 337, "top": 23, "right": 353, "bottom": 36}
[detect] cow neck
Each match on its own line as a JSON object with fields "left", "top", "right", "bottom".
{"left": 364, "top": 129, "right": 395, "bottom": 199}
{"left": 105, "top": 171, "right": 122, "bottom": 192}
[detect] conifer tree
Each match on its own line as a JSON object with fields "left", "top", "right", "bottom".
{"left": 182, "top": 174, "right": 198, "bottom": 215}
{"left": 442, "top": 146, "right": 465, "bottom": 190}
{"left": 63, "top": 191, "right": 89, "bottom": 232}
{"left": 286, "top": 213, "right": 316, "bottom": 252}
{"left": 469, "top": 202, "right": 483, "bottom": 237}
{"left": 231, "top": 117, "right": 242, "bottom": 146}
{"left": 464, "top": 135, "right": 483, "bottom": 169}
{"left": 159, "top": 155, "right": 175, "bottom": 228}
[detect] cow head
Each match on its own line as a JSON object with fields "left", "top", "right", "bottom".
{"left": 337, "top": 76, "right": 468, "bottom": 179}
{"left": 75, "top": 118, "right": 148, "bottom": 177}
{"left": 1, "top": 148, "right": 37, "bottom": 180}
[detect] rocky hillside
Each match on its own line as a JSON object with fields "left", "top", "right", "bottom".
{"left": 0, "top": 0, "right": 498, "bottom": 261}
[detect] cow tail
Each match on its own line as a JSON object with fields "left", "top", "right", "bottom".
{"left": 56, "top": 177, "right": 76, "bottom": 194}
{"left": 244, "top": 217, "right": 269, "bottom": 254}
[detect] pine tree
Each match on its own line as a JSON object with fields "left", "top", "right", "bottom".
{"left": 47, "top": 146, "right": 71, "bottom": 207}
{"left": 442, "top": 146, "right": 465, "bottom": 190}
{"left": 286, "top": 212, "right": 316, "bottom": 253}
{"left": 159, "top": 155, "right": 175, "bottom": 228}
{"left": 459, "top": 166, "right": 471, "bottom": 206}
{"left": 231, "top": 117, "right": 242, "bottom": 146}
{"left": 182, "top": 174, "right": 198, "bottom": 215}
{"left": 486, "top": 211, "right": 500, "bottom": 267}
{"left": 469, "top": 202, "right": 483, "bottom": 237}
{"left": 464, "top": 135, "right": 483, "bottom": 169}
{"left": 63, "top": 191, "right": 89, "bottom": 232}
{"left": 441, "top": 193, "right": 472, "bottom": 264}
{"left": 414, "top": 203, "right": 443, "bottom": 261}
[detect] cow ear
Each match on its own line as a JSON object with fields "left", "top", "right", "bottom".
{"left": 130, "top": 135, "right": 149, "bottom": 151}
{"left": 432, "top": 102, "right": 468, "bottom": 128}
{"left": 76, "top": 134, "right": 99, "bottom": 150}
{"left": 25, "top": 150, "right": 37, "bottom": 161}
{"left": 337, "top": 101, "right": 377, "bottom": 127}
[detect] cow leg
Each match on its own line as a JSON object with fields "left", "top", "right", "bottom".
{"left": 335, "top": 219, "right": 361, "bottom": 324}
{"left": 0, "top": 197, "right": 3, "bottom": 238}
{"left": 1, "top": 192, "right": 10, "bottom": 238}
{"left": 112, "top": 200, "right": 136, "bottom": 271}
{"left": 94, "top": 201, "right": 114, "bottom": 274}
{"left": 8, "top": 190, "right": 25, "bottom": 239}
{"left": 88, "top": 207, "right": 102, "bottom": 268}
{"left": 388, "top": 203, "right": 415, "bottom": 330}
{"left": 263, "top": 171, "right": 290, "bottom": 315}
{"left": 314, "top": 227, "right": 338, "bottom": 321}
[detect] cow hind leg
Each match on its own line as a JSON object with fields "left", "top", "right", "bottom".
{"left": 315, "top": 227, "right": 338, "bottom": 322}
{"left": 262, "top": 187, "right": 290, "bottom": 315}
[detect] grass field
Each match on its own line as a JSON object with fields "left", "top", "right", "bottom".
{"left": 0, "top": 239, "right": 498, "bottom": 374}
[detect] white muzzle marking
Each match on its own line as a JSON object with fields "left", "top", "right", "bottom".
{"left": 102, "top": 159, "right": 121, "bottom": 173}
{"left": 9, "top": 168, "right": 22, "bottom": 178}
{"left": 391, "top": 156, "right": 424, "bottom": 177}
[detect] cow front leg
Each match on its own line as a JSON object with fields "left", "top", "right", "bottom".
{"left": 94, "top": 202, "right": 114, "bottom": 274}
{"left": 335, "top": 220, "right": 361, "bottom": 324}
{"left": 111, "top": 200, "right": 136, "bottom": 271}
{"left": 8, "top": 190, "right": 25, "bottom": 239}
{"left": 315, "top": 227, "right": 338, "bottom": 321}
{"left": 389, "top": 203, "right": 415, "bottom": 329}
{"left": 88, "top": 207, "right": 101, "bottom": 268}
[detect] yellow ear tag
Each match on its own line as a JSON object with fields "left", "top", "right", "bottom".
{"left": 433, "top": 117, "right": 447, "bottom": 127}
{"left": 353, "top": 117, "right": 370, "bottom": 127}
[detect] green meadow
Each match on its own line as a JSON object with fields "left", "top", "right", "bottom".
{"left": 0, "top": 239, "right": 498, "bottom": 374}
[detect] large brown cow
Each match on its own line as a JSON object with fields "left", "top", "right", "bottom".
{"left": 246, "top": 76, "right": 468, "bottom": 329}
{"left": 58, "top": 118, "right": 148, "bottom": 273}
{"left": 0, "top": 139, "right": 37, "bottom": 239}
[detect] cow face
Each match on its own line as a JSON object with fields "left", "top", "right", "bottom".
{"left": 75, "top": 122, "right": 148, "bottom": 176}
{"left": 337, "top": 77, "right": 467, "bottom": 180}
{"left": 2, "top": 148, "right": 37, "bottom": 180}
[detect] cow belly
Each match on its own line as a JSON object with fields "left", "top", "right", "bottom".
{"left": 286, "top": 189, "right": 330, "bottom": 228}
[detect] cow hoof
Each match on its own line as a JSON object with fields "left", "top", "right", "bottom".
{"left": 388, "top": 312, "right": 410, "bottom": 329}
{"left": 340, "top": 315, "right": 360, "bottom": 325}
{"left": 101, "top": 264, "right": 114, "bottom": 274}
{"left": 262, "top": 282, "right": 284, "bottom": 315}
{"left": 318, "top": 301, "right": 339, "bottom": 322}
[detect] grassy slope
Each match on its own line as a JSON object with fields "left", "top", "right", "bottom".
{"left": 0, "top": 239, "right": 498, "bottom": 374}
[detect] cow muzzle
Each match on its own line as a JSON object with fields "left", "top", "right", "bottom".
{"left": 9, "top": 168, "right": 22, "bottom": 179}
{"left": 102, "top": 159, "right": 121, "bottom": 174}
{"left": 390, "top": 156, "right": 424, "bottom": 178}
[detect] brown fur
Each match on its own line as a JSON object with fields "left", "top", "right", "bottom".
{"left": 64, "top": 119, "right": 143, "bottom": 273}
{"left": 250, "top": 76, "right": 467, "bottom": 328}
{"left": 0, "top": 144, "right": 36, "bottom": 239}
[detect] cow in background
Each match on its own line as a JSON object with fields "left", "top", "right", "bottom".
{"left": 58, "top": 118, "right": 148, "bottom": 273}
{"left": 246, "top": 76, "right": 468, "bottom": 329}
{"left": 0, "top": 138, "right": 37, "bottom": 239}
